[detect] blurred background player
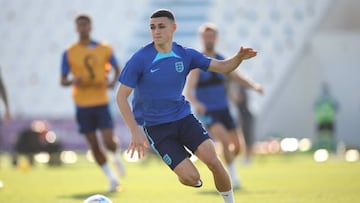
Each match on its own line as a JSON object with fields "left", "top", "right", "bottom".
{"left": 314, "top": 82, "right": 339, "bottom": 152}
{"left": 0, "top": 67, "right": 11, "bottom": 124}
{"left": 228, "top": 84, "right": 256, "bottom": 165}
{"left": 184, "top": 22, "right": 263, "bottom": 189}
{"left": 0, "top": 66, "right": 11, "bottom": 169}
{"left": 60, "top": 14, "right": 124, "bottom": 192}
{"left": 11, "top": 120, "right": 63, "bottom": 168}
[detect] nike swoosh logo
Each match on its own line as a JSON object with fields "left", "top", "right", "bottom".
{"left": 203, "top": 131, "right": 207, "bottom": 135}
{"left": 150, "top": 68, "right": 160, "bottom": 73}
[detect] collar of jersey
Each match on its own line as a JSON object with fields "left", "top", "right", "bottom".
{"left": 152, "top": 51, "right": 180, "bottom": 63}
{"left": 78, "top": 40, "right": 98, "bottom": 48}
{"left": 88, "top": 41, "right": 98, "bottom": 48}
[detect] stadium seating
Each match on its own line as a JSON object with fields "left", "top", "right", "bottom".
{"left": 0, "top": 0, "right": 331, "bottom": 118}
{"left": 208, "top": 0, "right": 332, "bottom": 115}
{"left": 0, "top": 0, "right": 332, "bottom": 150}
{"left": 0, "top": 0, "right": 149, "bottom": 117}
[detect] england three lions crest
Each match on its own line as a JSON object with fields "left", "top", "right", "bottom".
{"left": 175, "top": 61, "right": 184, "bottom": 73}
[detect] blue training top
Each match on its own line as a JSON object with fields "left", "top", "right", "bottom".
{"left": 196, "top": 54, "right": 228, "bottom": 111}
{"left": 119, "top": 42, "right": 212, "bottom": 126}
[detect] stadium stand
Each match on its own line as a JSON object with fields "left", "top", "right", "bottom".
{"left": 0, "top": 0, "right": 149, "bottom": 117}
{"left": 0, "top": 0, "right": 333, "bottom": 150}
{"left": 0, "top": 0, "right": 331, "bottom": 118}
{"left": 208, "top": 0, "right": 332, "bottom": 116}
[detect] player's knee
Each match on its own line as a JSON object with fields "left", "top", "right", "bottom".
{"left": 103, "top": 136, "right": 118, "bottom": 151}
{"left": 230, "top": 143, "right": 240, "bottom": 155}
{"left": 178, "top": 171, "right": 200, "bottom": 187}
{"left": 87, "top": 143, "right": 99, "bottom": 153}
{"left": 98, "top": 136, "right": 113, "bottom": 150}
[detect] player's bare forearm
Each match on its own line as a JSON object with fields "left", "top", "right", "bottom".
{"left": 184, "top": 70, "right": 200, "bottom": 105}
{"left": 208, "top": 46, "right": 257, "bottom": 74}
{"left": 108, "top": 75, "right": 119, "bottom": 88}
{"left": 0, "top": 79, "right": 9, "bottom": 108}
{"left": 230, "top": 72, "right": 263, "bottom": 94}
{"left": 116, "top": 85, "right": 137, "bottom": 131}
{"left": 4, "top": 110, "right": 11, "bottom": 123}
{"left": 116, "top": 85, "right": 148, "bottom": 158}
{"left": 108, "top": 65, "right": 121, "bottom": 89}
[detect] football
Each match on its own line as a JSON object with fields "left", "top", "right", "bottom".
{"left": 84, "top": 194, "right": 112, "bottom": 203}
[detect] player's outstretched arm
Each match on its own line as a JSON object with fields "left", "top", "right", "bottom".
{"left": 208, "top": 46, "right": 257, "bottom": 74}
{"left": 116, "top": 84, "right": 149, "bottom": 159}
{"left": 229, "top": 72, "right": 264, "bottom": 95}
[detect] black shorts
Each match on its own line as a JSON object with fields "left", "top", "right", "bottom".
{"left": 198, "top": 108, "right": 236, "bottom": 130}
{"left": 143, "top": 114, "right": 210, "bottom": 170}
{"left": 76, "top": 104, "right": 114, "bottom": 134}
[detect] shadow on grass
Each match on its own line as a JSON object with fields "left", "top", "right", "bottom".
{"left": 198, "top": 187, "right": 276, "bottom": 196}
{"left": 235, "top": 188, "right": 278, "bottom": 195}
{"left": 197, "top": 190, "right": 219, "bottom": 196}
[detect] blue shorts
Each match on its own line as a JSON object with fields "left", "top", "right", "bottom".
{"left": 76, "top": 104, "right": 114, "bottom": 134}
{"left": 198, "top": 108, "right": 236, "bottom": 130}
{"left": 143, "top": 114, "right": 210, "bottom": 170}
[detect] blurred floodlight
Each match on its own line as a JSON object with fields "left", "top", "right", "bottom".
{"left": 255, "top": 141, "right": 270, "bottom": 154}
{"left": 345, "top": 149, "right": 359, "bottom": 162}
{"left": 314, "top": 149, "right": 329, "bottom": 162}
{"left": 0, "top": 180, "right": 4, "bottom": 188}
{"left": 123, "top": 150, "right": 141, "bottom": 163}
{"left": 86, "top": 150, "right": 95, "bottom": 163}
{"left": 35, "top": 152, "right": 50, "bottom": 163}
{"left": 45, "top": 131, "right": 57, "bottom": 143}
{"left": 60, "top": 151, "right": 78, "bottom": 164}
{"left": 31, "top": 120, "right": 47, "bottom": 133}
{"left": 299, "top": 138, "right": 312, "bottom": 152}
{"left": 280, "top": 138, "right": 299, "bottom": 152}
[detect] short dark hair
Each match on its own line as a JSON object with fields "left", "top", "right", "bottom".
{"left": 150, "top": 9, "right": 175, "bottom": 21}
{"left": 75, "top": 14, "right": 91, "bottom": 24}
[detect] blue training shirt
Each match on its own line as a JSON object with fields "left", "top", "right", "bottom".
{"left": 119, "top": 42, "right": 212, "bottom": 126}
{"left": 196, "top": 54, "right": 229, "bottom": 111}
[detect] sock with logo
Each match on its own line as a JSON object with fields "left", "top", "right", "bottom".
{"left": 219, "top": 189, "right": 235, "bottom": 203}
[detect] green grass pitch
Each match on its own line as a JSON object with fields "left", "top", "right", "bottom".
{"left": 0, "top": 152, "right": 359, "bottom": 203}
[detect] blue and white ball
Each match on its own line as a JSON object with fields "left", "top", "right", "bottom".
{"left": 84, "top": 194, "right": 112, "bottom": 203}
